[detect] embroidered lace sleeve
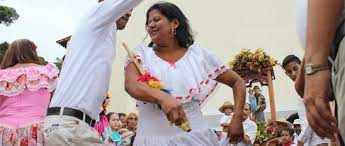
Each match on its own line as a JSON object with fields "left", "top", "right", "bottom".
{"left": 201, "top": 47, "right": 229, "bottom": 79}
{"left": 0, "top": 63, "right": 59, "bottom": 96}
{"left": 124, "top": 44, "right": 146, "bottom": 69}
{"left": 195, "top": 47, "right": 229, "bottom": 105}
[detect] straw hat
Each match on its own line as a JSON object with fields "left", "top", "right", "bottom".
{"left": 218, "top": 101, "right": 234, "bottom": 113}
{"left": 276, "top": 118, "right": 293, "bottom": 128}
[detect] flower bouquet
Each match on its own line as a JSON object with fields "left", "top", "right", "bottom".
{"left": 255, "top": 120, "right": 276, "bottom": 145}
{"left": 228, "top": 48, "right": 278, "bottom": 84}
{"left": 229, "top": 48, "right": 278, "bottom": 73}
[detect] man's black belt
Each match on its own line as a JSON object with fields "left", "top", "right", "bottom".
{"left": 47, "top": 107, "right": 96, "bottom": 127}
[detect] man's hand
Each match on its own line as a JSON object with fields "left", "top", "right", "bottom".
{"left": 227, "top": 114, "right": 244, "bottom": 144}
{"left": 304, "top": 70, "right": 339, "bottom": 139}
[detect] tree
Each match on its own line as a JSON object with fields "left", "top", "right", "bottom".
{"left": 0, "top": 5, "right": 49, "bottom": 66}
{"left": 0, "top": 42, "right": 9, "bottom": 62}
{"left": 54, "top": 57, "right": 63, "bottom": 70}
{"left": 39, "top": 56, "right": 48, "bottom": 65}
{"left": 0, "top": 5, "right": 19, "bottom": 26}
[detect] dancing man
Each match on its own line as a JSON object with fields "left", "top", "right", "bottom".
{"left": 44, "top": 0, "right": 143, "bottom": 145}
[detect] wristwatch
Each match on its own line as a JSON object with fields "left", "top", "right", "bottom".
{"left": 304, "top": 63, "right": 329, "bottom": 75}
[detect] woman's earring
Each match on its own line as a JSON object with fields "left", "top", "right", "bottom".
{"left": 171, "top": 28, "right": 174, "bottom": 35}
{"left": 171, "top": 28, "right": 176, "bottom": 36}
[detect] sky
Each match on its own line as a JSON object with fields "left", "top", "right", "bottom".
{"left": 0, "top": 0, "right": 97, "bottom": 61}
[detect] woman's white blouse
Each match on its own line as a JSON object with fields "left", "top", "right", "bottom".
{"left": 126, "top": 43, "right": 229, "bottom": 106}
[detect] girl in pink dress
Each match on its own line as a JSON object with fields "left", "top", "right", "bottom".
{"left": 0, "top": 39, "right": 59, "bottom": 146}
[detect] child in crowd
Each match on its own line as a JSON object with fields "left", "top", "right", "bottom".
{"left": 106, "top": 112, "right": 135, "bottom": 146}
{"left": 94, "top": 94, "right": 134, "bottom": 146}
{"left": 218, "top": 101, "right": 234, "bottom": 132}
{"left": 292, "top": 119, "right": 301, "bottom": 144}
{"left": 280, "top": 128, "right": 297, "bottom": 146}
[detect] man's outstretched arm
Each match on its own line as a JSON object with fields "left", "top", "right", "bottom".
{"left": 90, "top": 0, "right": 143, "bottom": 30}
{"left": 303, "top": 0, "right": 343, "bottom": 139}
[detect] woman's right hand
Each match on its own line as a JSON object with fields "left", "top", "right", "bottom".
{"left": 158, "top": 95, "right": 187, "bottom": 126}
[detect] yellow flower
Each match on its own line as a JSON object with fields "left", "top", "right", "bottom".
{"left": 247, "top": 53, "right": 253, "bottom": 59}
{"left": 269, "top": 56, "right": 276, "bottom": 64}
{"left": 107, "top": 92, "right": 112, "bottom": 98}
{"left": 228, "top": 60, "right": 236, "bottom": 68}
{"left": 254, "top": 48, "right": 262, "bottom": 53}
{"left": 259, "top": 53, "right": 264, "bottom": 60}
{"left": 240, "top": 48, "right": 247, "bottom": 53}
{"left": 148, "top": 80, "right": 165, "bottom": 89}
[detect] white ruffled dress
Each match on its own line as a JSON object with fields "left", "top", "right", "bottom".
{"left": 126, "top": 44, "right": 229, "bottom": 146}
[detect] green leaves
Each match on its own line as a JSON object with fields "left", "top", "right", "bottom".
{"left": 0, "top": 42, "right": 9, "bottom": 62}
{"left": 255, "top": 120, "right": 276, "bottom": 144}
{"left": 54, "top": 57, "right": 63, "bottom": 70}
{"left": 0, "top": 5, "right": 19, "bottom": 26}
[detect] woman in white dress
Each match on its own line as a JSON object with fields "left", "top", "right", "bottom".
{"left": 124, "top": 2, "right": 246, "bottom": 146}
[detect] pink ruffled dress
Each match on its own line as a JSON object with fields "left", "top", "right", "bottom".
{"left": 0, "top": 63, "right": 58, "bottom": 146}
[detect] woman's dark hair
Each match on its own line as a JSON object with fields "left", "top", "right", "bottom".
{"left": 286, "top": 113, "right": 299, "bottom": 124}
{"left": 282, "top": 55, "right": 301, "bottom": 69}
{"left": 146, "top": 2, "right": 194, "bottom": 48}
{"left": 118, "top": 113, "right": 126, "bottom": 118}
{"left": 1, "top": 39, "right": 40, "bottom": 69}
{"left": 106, "top": 112, "right": 116, "bottom": 121}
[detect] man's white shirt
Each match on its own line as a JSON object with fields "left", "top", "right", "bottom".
{"left": 49, "top": 0, "right": 143, "bottom": 120}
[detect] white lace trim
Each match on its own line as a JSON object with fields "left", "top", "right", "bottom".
{"left": 127, "top": 52, "right": 229, "bottom": 106}
{"left": 179, "top": 65, "right": 229, "bottom": 105}
{"left": 0, "top": 63, "right": 59, "bottom": 96}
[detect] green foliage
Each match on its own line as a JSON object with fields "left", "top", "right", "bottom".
{"left": 0, "top": 42, "right": 9, "bottom": 62}
{"left": 255, "top": 120, "right": 276, "bottom": 144}
{"left": 0, "top": 5, "right": 19, "bottom": 26}
{"left": 54, "top": 57, "right": 63, "bottom": 70}
{"left": 39, "top": 56, "right": 48, "bottom": 65}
